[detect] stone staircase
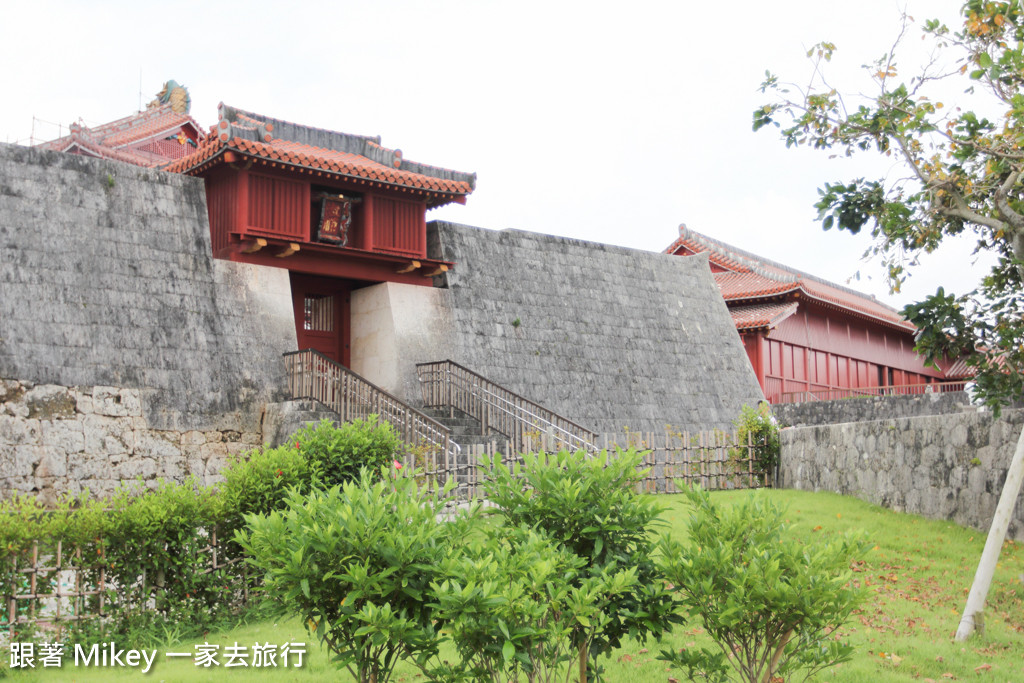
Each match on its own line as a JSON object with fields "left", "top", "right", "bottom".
{"left": 420, "top": 406, "right": 511, "bottom": 456}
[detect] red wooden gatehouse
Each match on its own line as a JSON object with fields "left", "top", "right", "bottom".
{"left": 665, "top": 225, "right": 969, "bottom": 403}
{"left": 166, "top": 104, "right": 476, "bottom": 366}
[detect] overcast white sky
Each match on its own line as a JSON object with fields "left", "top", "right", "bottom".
{"left": 1, "top": 0, "right": 990, "bottom": 311}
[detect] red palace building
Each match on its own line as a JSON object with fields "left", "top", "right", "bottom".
{"left": 665, "top": 225, "right": 969, "bottom": 403}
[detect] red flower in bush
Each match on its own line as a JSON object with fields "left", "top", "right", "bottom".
{"left": 393, "top": 459, "right": 403, "bottom": 470}
{"left": 295, "top": 441, "right": 301, "bottom": 449}
{"left": 275, "top": 469, "right": 283, "bottom": 478}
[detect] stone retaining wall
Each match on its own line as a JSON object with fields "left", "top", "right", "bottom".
{"left": 0, "top": 379, "right": 264, "bottom": 502}
{"left": 773, "top": 391, "right": 972, "bottom": 428}
{"left": 0, "top": 143, "right": 296, "bottom": 433}
{"left": 423, "top": 222, "right": 764, "bottom": 434}
{"left": 781, "top": 407, "right": 1024, "bottom": 539}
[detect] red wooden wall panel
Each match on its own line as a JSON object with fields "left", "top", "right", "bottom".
{"left": 371, "top": 196, "right": 426, "bottom": 256}
{"left": 204, "top": 169, "right": 236, "bottom": 253}
{"left": 247, "top": 173, "right": 308, "bottom": 240}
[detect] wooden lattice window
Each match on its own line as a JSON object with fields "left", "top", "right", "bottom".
{"left": 304, "top": 294, "right": 334, "bottom": 331}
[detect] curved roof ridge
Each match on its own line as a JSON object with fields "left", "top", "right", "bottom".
{"left": 674, "top": 224, "right": 902, "bottom": 315}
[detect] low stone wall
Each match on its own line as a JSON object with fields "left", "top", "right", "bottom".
{"left": 781, "top": 407, "right": 1024, "bottom": 539}
{"left": 773, "top": 391, "right": 971, "bottom": 428}
{"left": 0, "top": 379, "right": 265, "bottom": 502}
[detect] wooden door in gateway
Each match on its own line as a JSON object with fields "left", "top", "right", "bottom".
{"left": 290, "top": 273, "right": 351, "bottom": 367}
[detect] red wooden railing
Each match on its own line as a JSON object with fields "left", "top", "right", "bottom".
{"left": 776, "top": 380, "right": 968, "bottom": 404}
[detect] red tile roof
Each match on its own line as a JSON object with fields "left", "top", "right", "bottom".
{"left": 730, "top": 301, "right": 800, "bottom": 331}
{"left": 166, "top": 104, "right": 476, "bottom": 206}
{"left": 666, "top": 224, "right": 915, "bottom": 332}
{"left": 36, "top": 104, "right": 204, "bottom": 168}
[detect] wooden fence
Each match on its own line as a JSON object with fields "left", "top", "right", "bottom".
{"left": 1, "top": 528, "right": 249, "bottom": 642}
{"left": 406, "top": 428, "right": 770, "bottom": 502}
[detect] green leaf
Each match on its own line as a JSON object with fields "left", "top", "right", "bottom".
{"left": 502, "top": 640, "right": 515, "bottom": 664}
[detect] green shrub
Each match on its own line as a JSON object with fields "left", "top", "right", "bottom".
{"left": 733, "top": 403, "right": 781, "bottom": 477}
{"left": 98, "top": 479, "right": 229, "bottom": 636}
{"left": 481, "top": 449, "right": 683, "bottom": 681}
{"left": 293, "top": 417, "right": 402, "bottom": 488}
{"left": 657, "top": 486, "right": 867, "bottom": 683}
{"left": 432, "top": 524, "right": 640, "bottom": 683}
{"left": 237, "top": 468, "right": 460, "bottom": 683}
{"left": 217, "top": 444, "right": 311, "bottom": 546}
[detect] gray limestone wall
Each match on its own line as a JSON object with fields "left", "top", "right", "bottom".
{"left": 781, "top": 408, "right": 1024, "bottom": 539}
{"left": 426, "top": 221, "right": 764, "bottom": 434}
{"left": 773, "top": 391, "right": 972, "bottom": 428}
{"left": 0, "top": 143, "right": 296, "bottom": 434}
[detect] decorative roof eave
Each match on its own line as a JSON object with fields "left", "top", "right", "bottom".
{"left": 723, "top": 283, "right": 915, "bottom": 333}
{"left": 173, "top": 144, "right": 471, "bottom": 207}
{"left": 107, "top": 121, "right": 200, "bottom": 150}
{"left": 58, "top": 134, "right": 166, "bottom": 168}
{"left": 796, "top": 289, "right": 917, "bottom": 333}
{"left": 733, "top": 301, "right": 800, "bottom": 332}
{"left": 91, "top": 104, "right": 205, "bottom": 146}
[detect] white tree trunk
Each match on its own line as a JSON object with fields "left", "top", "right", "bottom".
{"left": 955, "top": 420, "right": 1024, "bottom": 641}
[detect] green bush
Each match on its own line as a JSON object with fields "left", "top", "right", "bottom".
{"left": 432, "top": 524, "right": 639, "bottom": 683}
{"left": 481, "top": 449, "right": 683, "bottom": 681}
{"left": 657, "top": 486, "right": 867, "bottom": 683}
{"left": 293, "top": 417, "right": 402, "bottom": 488}
{"left": 217, "top": 444, "right": 311, "bottom": 546}
{"left": 98, "top": 479, "right": 228, "bottom": 636}
{"left": 237, "top": 468, "right": 460, "bottom": 683}
{"left": 733, "top": 403, "right": 781, "bottom": 477}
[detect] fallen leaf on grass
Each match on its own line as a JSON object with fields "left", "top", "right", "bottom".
{"left": 941, "top": 673, "right": 956, "bottom": 679}
{"left": 974, "top": 663, "right": 992, "bottom": 673}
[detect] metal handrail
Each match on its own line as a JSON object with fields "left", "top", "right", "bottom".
{"left": 776, "top": 380, "right": 969, "bottom": 404}
{"left": 283, "top": 349, "right": 459, "bottom": 464}
{"left": 416, "top": 360, "right": 599, "bottom": 454}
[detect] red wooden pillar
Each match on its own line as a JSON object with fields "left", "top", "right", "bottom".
{"left": 359, "top": 194, "right": 375, "bottom": 251}
{"left": 235, "top": 168, "right": 249, "bottom": 233}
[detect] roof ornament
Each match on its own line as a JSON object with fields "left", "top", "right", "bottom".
{"left": 148, "top": 80, "right": 191, "bottom": 114}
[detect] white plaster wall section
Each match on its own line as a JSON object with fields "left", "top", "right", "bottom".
{"left": 351, "top": 282, "right": 455, "bottom": 401}
{"left": 387, "top": 282, "right": 456, "bottom": 402}
{"left": 351, "top": 283, "right": 400, "bottom": 392}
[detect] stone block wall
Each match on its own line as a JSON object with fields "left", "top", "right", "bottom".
{"left": 0, "top": 143, "right": 296, "bottom": 434}
{"left": 0, "top": 143, "right": 299, "bottom": 500}
{"left": 0, "top": 380, "right": 265, "bottom": 502}
{"left": 425, "top": 222, "right": 764, "bottom": 434}
{"left": 773, "top": 391, "right": 972, "bottom": 428}
{"left": 781, "top": 408, "right": 1024, "bottom": 539}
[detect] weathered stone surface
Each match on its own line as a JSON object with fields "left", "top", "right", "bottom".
{"left": 0, "top": 379, "right": 263, "bottom": 499}
{"left": 41, "top": 420, "right": 85, "bottom": 453}
{"left": 92, "top": 387, "right": 142, "bottom": 417}
{"left": 781, "top": 407, "right": 1024, "bottom": 540}
{"left": 0, "top": 380, "right": 24, "bottom": 404}
{"left": 261, "top": 400, "right": 338, "bottom": 448}
{"left": 0, "top": 143, "right": 296, "bottom": 433}
{"left": 24, "top": 385, "right": 76, "bottom": 420}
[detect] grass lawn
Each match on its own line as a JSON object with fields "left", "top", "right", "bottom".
{"left": 8, "top": 489, "right": 1024, "bottom": 682}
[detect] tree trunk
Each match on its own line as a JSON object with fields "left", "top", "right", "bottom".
{"left": 578, "top": 641, "right": 587, "bottom": 683}
{"left": 955, "top": 420, "right": 1024, "bottom": 641}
